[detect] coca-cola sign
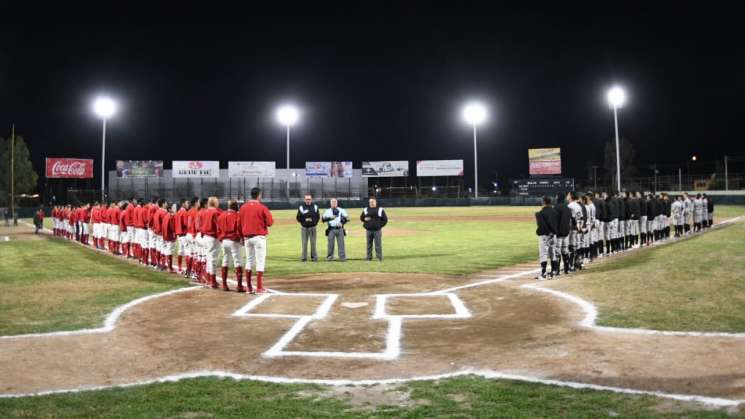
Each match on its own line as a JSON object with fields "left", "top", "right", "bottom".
{"left": 45, "top": 158, "right": 94, "bottom": 179}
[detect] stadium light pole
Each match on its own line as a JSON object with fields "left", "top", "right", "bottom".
{"left": 276, "top": 105, "right": 299, "bottom": 198}
{"left": 607, "top": 86, "right": 626, "bottom": 192}
{"left": 93, "top": 96, "right": 117, "bottom": 202}
{"left": 462, "top": 102, "right": 488, "bottom": 198}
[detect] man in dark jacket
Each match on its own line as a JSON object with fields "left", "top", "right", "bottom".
{"left": 535, "top": 196, "right": 559, "bottom": 279}
{"left": 554, "top": 194, "right": 572, "bottom": 275}
{"left": 296, "top": 194, "right": 320, "bottom": 262}
{"left": 705, "top": 193, "right": 714, "bottom": 227}
{"left": 360, "top": 197, "right": 388, "bottom": 261}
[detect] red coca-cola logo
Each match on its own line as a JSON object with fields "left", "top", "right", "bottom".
{"left": 188, "top": 161, "right": 203, "bottom": 170}
{"left": 46, "top": 158, "right": 94, "bottom": 179}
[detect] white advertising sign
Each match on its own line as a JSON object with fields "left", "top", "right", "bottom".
{"left": 361, "top": 161, "right": 409, "bottom": 177}
{"left": 416, "top": 160, "right": 464, "bottom": 177}
{"left": 228, "top": 161, "right": 276, "bottom": 178}
{"left": 172, "top": 160, "right": 220, "bottom": 178}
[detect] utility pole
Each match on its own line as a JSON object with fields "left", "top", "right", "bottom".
{"left": 724, "top": 155, "right": 729, "bottom": 191}
{"left": 591, "top": 165, "right": 599, "bottom": 190}
{"left": 10, "top": 124, "right": 15, "bottom": 226}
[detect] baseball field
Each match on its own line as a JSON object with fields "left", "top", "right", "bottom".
{"left": 2, "top": 205, "right": 745, "bottom": 417}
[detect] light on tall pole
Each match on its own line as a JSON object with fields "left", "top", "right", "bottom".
{"left": 462, "top": 102, "right": 488, "bottom": 198}
{"left": 276, "top": 104, "right": 299, "bottom": 199}
{"left": 92, "top": 96, "right": 117, "bottom": 202}
{"left": 607, "top": 86, "right": 626, "bottom": 192}
{"left": 276, "top": 105, "right": 299, "bottom": 170}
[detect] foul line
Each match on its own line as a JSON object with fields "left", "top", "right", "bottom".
{"left": 0, "top": 369, "right": 741, "bottom": 407}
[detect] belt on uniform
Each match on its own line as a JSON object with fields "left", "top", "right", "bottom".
{"left": 329, "top": 226, "right": 342, "bottom": 229}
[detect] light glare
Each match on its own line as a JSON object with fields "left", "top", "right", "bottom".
{"left": 93, "top": 96, "right": 117, "bottom": 119}
{"left": 607, "top": 86, "right": 626, "bottom": 108}
{"left": 462, "top": 102, "right": 487, "bottom": 126}
{"left": 276, "top": 105, "right": 299, "bottom": 126}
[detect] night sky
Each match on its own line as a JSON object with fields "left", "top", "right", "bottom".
{"left": 1, "top": 5, "right": 743, "bottom": 190}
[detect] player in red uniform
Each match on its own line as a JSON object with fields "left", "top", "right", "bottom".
{"left": 218, "top": 199, "right": 245, "bottom": 292}
{"left": 146, "top": 198, "right": 160, "bottom": 266}
{"left": 198, "top": 197, "right": 221, "bottom": 288}
{"left": 238, "top": 188, "right": 274, "bottom": 294}
{"left": 151, "top": 198, "right": 167, "bottom": 270}
{"left": 174, "top": 199, "right": 190, "bottom": 273}
{"left": 160, "top": 201, "right": 177, "bottom": 273}
{"left": 183, "top": 198, "right": 199, "bottom": 279}
{"left": 122, "top": 198, "right": 136, "bottom": 258}
{"left": 133, "top": 199, "right": 147, "bottom": 263}
{"left": 108, "top": 202, "right": 122, "bottom": 255}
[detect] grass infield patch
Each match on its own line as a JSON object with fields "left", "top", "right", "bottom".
{"left": 0, "top": 376, "right": 740, "bottom": 418}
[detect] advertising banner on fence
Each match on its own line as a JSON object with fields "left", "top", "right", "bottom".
{"left": 171, "top": 160, "right": 220, "bottom": 178}
{"left": 45, "top": 158, "right": 94, "bottom": 179}
{"left": 228, "top": 161, "right": 276, "bottom": 178}
{"left": 416, "top": 160, "right": 464, "bottom": 177}
{"left": 305, "top": 161, "right": 353, "bottom": 177}
{"left": 528, "top": 148, "right": 562, "bottom": 176}
{"left": 116, "top": 160, "right": 164, "bottom": 178}
{"left": 361, "top": 161, "right": 409, "bottom": 177}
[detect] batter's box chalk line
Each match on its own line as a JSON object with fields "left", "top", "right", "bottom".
{"left": 231, "top": 292, "right": 471, "bottom": 360}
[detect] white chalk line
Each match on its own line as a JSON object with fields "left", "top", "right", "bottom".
{"left": 0, "top": 369, "right": 741, "bottom": 407}
{"left": 0, "top": 286, "right": 200, "bottom": 340}
{"left": 4, "top": 216, "right": 745, "bottom": 404}
{"left": 232, "top": 291, "right": 470, "bottom": 360}
{"left": 521, "top": 215, "right": 745, "bottom": 338}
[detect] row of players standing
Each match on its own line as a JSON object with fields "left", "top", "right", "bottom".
{"left": 49, "top": 188, "right": 389, "bottom": 293}
{"left": 535, "top": 192, "right": 715, "bottom": 280}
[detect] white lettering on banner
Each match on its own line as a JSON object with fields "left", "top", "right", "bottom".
{"left": 51, "top": 161, "right": 87, "bottom": 177}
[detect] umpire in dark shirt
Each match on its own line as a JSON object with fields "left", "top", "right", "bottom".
{"left": 296, "top": 194, "right": 320, "bottom": 262}
{"left": 360, "top": 197, "right": 388, "bottom": 261}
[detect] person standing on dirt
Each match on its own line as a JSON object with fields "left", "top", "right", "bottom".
{"left": 33, "top": 207, "right": 44, "bottom": 234}
{"left": 296, "top": 194, "right": 320, "bottom": 262}
{"left": 239, "top": 187, "right": 274, "bottom": 294}
{"left": 360, "top": 196, "right": 388, "bottom": 261}
{"left": 322, "top": 198, "right": 348, "bottom": 262}
{"left": 535, "top": 196, "right": 559, "bottom": 280}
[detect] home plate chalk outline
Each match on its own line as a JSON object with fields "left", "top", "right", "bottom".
{"left": 231, "top": 291, "right": 471, "bottom": 360}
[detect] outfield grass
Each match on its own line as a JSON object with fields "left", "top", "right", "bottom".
{"left": 0, "top": 376, "right": 740, "bottom": 418}
{"left": 551, "top": 217, "right": 745, "bottom": 333}
{"left": 0, "top": 234, "right": 185, "bottom": 336}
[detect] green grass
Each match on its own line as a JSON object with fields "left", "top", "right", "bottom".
{"left": 0, "top": 376, "right": 739, "bottom": 418}
{"left": 551, "top": 217, "right": 745, "bottom": 333}
{"left": 0, "top": 235, "right": 186, "bottom": 336}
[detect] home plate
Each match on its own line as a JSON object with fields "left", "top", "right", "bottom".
{"left": 341, "top": 302, "right": 369, "bottom": 309}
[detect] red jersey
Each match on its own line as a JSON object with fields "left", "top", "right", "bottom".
{"left": 90, "top": 207, "right": 98, "bottom": 223}
{"left": 101, "top": 207, "right": 110, "bottom": 224}
{"left": 161, "top": 212, "right": 176, "bottom": 242}
{"left": 238, "top": 200, "right": 274, "bottom": 237}
{"left": 108, "top": 207, "right": 121, "bottom": 226}
{"left": 124, "top": 205, "right": 135, "bottom": 227}
{"left": 174, "top": 208, "right": 188, "bottom": 236}
{"left": 152, "top": 208, "right": 167, "bottom": 235}
{"left": 119, "top": 208, "right": 127, "bottom": 231}
{"left": 147, "top": 204, "right": 159, "bottom": 229}
{"left": 70, "top": 209, "right": 77, "bottom": 223}
{"left": 186, "top": 208, "right": 199, "bottom": 235}
{"left": 133, "top": 206, "right": 145, "bottom": 229}
{"left": 217, "top": 209, "right": 242, "bottom": 241}
{"left": 199, "top": 207, "right": 220, "bottom": 238}
{"left": 79, "top": 208, "right": 90, "bottom": 223}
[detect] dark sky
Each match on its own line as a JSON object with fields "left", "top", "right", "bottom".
{"left": 1, "top": 4, "right": 743, "bottom": 189}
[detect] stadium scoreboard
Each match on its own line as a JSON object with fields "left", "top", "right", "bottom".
{"left": 512, "top": 178, "right": 575, "bottom": 196}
